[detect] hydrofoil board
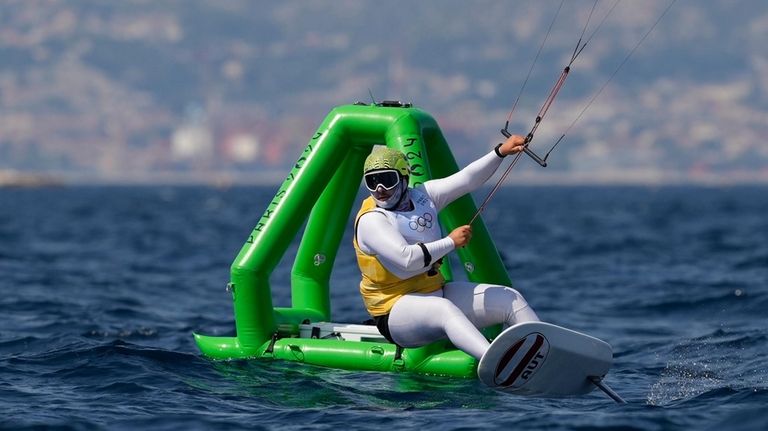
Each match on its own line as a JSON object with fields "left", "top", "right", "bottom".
{"left": 478, "top": 322, "right": 613, "bottom": 397}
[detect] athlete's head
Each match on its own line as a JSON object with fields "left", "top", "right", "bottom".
{"left": 363, "top": 147, "right": 410, "bottom": 209}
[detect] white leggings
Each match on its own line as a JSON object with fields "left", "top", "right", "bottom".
{"left": 387, "top": 282, "right": 539, "bottom": 360}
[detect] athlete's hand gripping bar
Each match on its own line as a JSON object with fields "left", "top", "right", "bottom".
{"left": 501, "top": 128, "right": 548, "bottom": 167}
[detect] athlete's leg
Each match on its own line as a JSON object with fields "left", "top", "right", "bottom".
{"left": 442, "top": 281, "right": 539, "bottom": 329}
{"left": 387, "top": 290, "right": 490, "bottom": 360}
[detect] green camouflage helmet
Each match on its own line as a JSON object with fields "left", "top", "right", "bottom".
{"left": 363, "top": 147, "right": 409, "bottom": 176}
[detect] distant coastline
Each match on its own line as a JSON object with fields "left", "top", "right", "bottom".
{"left": 3, "top": 169, "right": 767, "bottom": 188}
{"left": 0, "top": 170, "right": 63, "bottom": 188}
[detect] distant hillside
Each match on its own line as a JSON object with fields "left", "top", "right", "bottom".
{"left": 1, "top": 0, "right": 766, "bottom": 183}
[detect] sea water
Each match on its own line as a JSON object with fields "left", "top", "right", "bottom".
{"left": 1, "top": 185, "right": 766, "bottom": 430}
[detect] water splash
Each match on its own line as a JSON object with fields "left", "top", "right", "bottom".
{"left": 647, "top": 330, "right": 767, "bottom": 406}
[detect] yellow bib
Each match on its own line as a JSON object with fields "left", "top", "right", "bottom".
{"left": 353, "top": 197, "right": 444, "bottom": 316}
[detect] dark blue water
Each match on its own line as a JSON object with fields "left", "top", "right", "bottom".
{"left": 1, "top": 185, "right": 766, "bottom": 430}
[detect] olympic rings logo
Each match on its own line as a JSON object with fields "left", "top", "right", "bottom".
{"left": 408, "top": 213, "right": 433, "bottom": 232}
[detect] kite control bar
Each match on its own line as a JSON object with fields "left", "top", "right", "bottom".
{"left": 500, "top": 127, "right": 549, "bottom": 167}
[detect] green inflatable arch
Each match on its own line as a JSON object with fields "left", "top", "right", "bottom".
{"left": 194, "top": 102, "right": 512, "bottom": 377}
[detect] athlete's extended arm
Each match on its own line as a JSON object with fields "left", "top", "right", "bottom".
{"left": 424, "top": 135, "right": 526, "bottom": 210}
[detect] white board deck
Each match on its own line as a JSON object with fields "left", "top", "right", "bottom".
{"left": 477, "top": 322, "right": 613, "bottom": 396}
{"left": 298, "top": 322, "right": 387, "bottom": 342}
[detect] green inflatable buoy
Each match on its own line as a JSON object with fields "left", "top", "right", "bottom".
{"left": 194, "top": 102, "right": 512, "bottom": 378}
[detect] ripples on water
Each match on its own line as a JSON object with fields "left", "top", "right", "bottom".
{"left": 1, "top": 186, "right": 766, "bottom": 430}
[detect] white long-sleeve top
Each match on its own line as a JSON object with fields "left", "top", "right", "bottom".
{"left": 356, "top": 150, "right": 504, "bottom": 279}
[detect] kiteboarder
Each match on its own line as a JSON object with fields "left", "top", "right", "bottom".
{"left": 353, "top": 134, "right": 540, "bottom": 360}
